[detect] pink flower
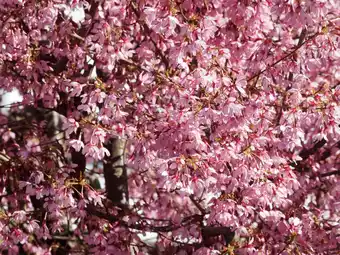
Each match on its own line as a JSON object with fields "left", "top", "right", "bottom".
{"left": 96, "top": 146, "right": 110, "bottom": 160}
{"left": 87, "top": 189, "right": 104, "bottom": 207}
{"left": 2, "top": 130, "right": 15, "bottom": 142}
{"left": 91, "top": 128, "right": 106, "bottom": 144}
{"left": 25, "top": 220, "right": 40, "bottom": 233}
{"left": 69, "top": 81, "right": 86, "bottom": 97}
{"left": 82, "top": 143, "right": 98, "bottom": 158}
{"left": 69, "top": 139, "right": 84, "bottom": 152}
{"left": 63, "top": 118, "right": 79, "bottom": 137}
{"left": 89, "top": 89, "right": 106, "bottom": 104}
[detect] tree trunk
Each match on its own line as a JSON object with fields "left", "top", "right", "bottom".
{"left": 103, "top": 138, "right": 128, "bottom": 208}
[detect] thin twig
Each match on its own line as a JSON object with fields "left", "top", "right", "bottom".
{"left": 247, "top": 31, "right": 320, "bottom": 82}
{"left": 189, "top": 194, "right": 207, "bottom": 215}
{"left": 320, "top": 170, "right": 340, "bottom": 178}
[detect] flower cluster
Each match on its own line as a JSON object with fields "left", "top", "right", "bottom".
{"left": 0, "top": 0, "right": 339, "bottom": 254}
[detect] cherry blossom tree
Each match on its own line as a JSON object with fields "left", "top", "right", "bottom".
{"left": 0, "top": 0, "right": 340, "bottom": 254}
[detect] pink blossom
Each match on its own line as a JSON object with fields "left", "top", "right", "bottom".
{"left": 0, "top": 0, "right": 339, "bottom": 253}
{"left": 89, "top": 89, "right": 106, "bottom": 104}
{"left": 96, "top": 146, "right": 110, "bottom": 160}
{"left": 90, "top": 128, "right": 106, "bottom": 145}
{"left": 69, "top": 139, "right": 84, "bottom": 152}
{"left": 63, "top": 118, "right": 79, "bottom": 137}
{"left": 2, "top": 130, "right": 15, "bottom": 142}
{"left": 69, "top": 81, "right": 86, "bottom": 97}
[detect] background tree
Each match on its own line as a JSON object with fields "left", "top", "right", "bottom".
{"left": 0, "top": 0, "right": 340, "bottom": 254}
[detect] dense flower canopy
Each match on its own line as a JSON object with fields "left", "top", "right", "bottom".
{"left": 0, "top": 0, "right": 340, "bottom": 254}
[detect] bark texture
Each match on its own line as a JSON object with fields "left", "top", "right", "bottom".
{"left": 103, "top": 138, "right": 128, "bottom": 208}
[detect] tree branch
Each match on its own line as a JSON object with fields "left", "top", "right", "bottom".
{"left": 320, "top": 170, "right": 340, "bottom": 178}
{"left": 189, "top": 194, "right": 207, "bottom": 215}
{"left": 247, "top": 31, "right": 319, "bottom": 82}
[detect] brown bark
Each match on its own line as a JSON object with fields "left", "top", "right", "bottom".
{"left": 103, "top": 138, "right": 129, "bottom": 208}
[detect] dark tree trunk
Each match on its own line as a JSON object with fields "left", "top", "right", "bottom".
{"left": 103, "top": 138, "right": 128, "bottom": 208}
